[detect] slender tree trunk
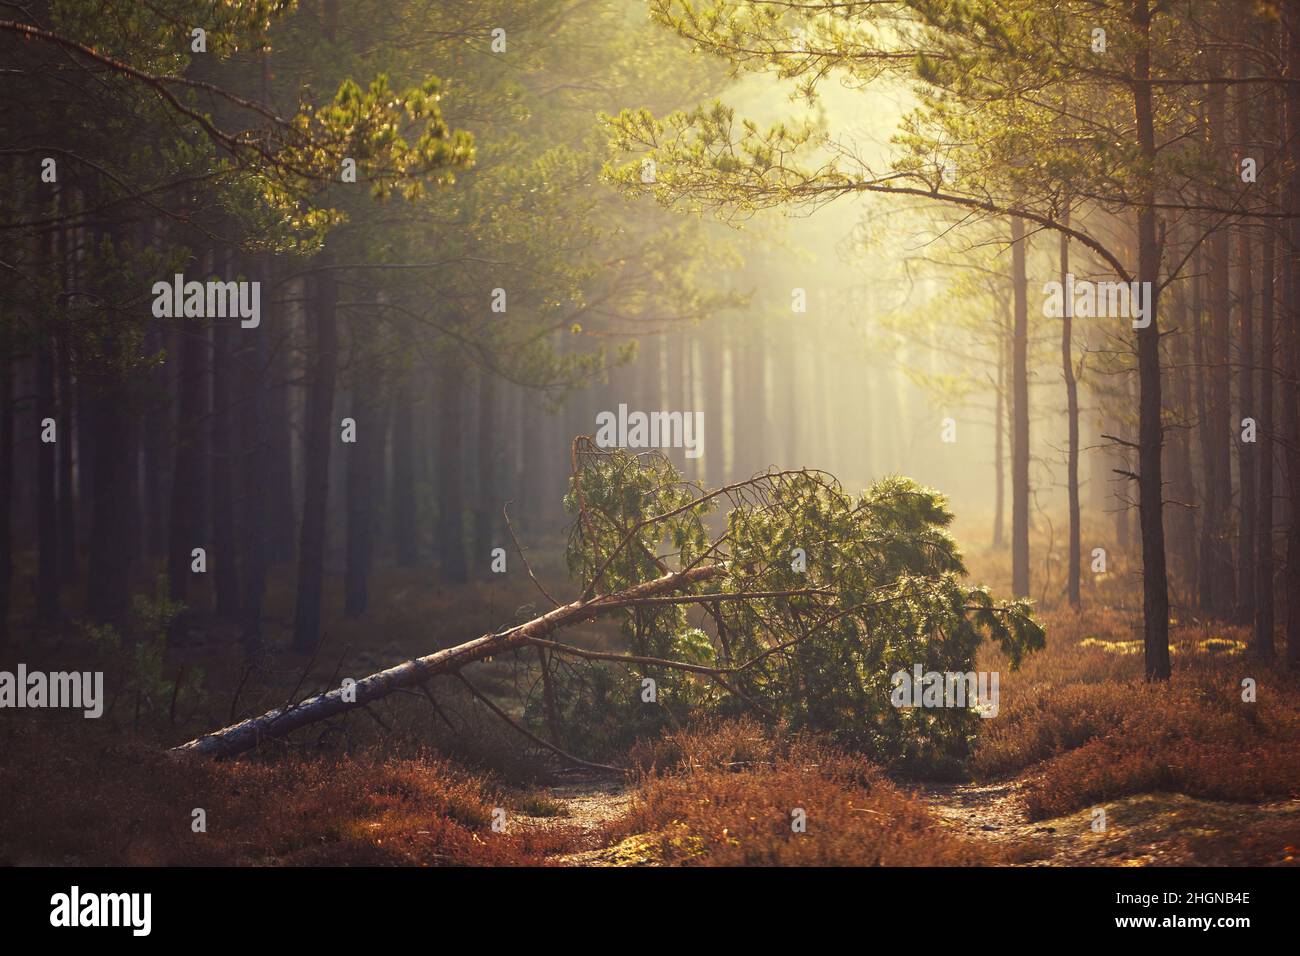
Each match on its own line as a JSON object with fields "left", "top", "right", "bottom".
{"left": 702, "top": 321, "right": 725, "bottom": 488}
{"left": 1133, "top": 0, "right": 1171, "bottom": 680}
{"left": 266, "top": 317, "right": 296, "bottom": 565}
{"left": 1169, "top": 232, "right": 1199, "bottom": 604}
{"left": 344, "top": 377, "right": 376, "bottom": 617}
{"left": 435, "top": 357, "right": 468, "bottom": 584}
{"left": 1010, "top": 216, "right": 1030, "bottom": 599}
{"left": 56, "top": 218, "right": 77, "bottom": 587}
{"left": 0, "top": 320, "right": 13, "bottom": 645}
{"left": 520, "top": 384, "right": 544, "bottom": 529}
{"left": 1060, "top": 221, "right": 1081, "bottom": 608}
{"left": 35, "top": 218, "right": 59, "bottom": 626}
{"left": 1256, "top": 218, "right": 1277, "bottom": 659}
{"left": 86, "top": 377, "right": 133, "bottom": 627}
{"left": 1286, "top": 5, "right": 1300, "bottom": 668}
{"left": 210, "top": 277, "right": 240, "bottom": 621}
{"left": 993, "top": 300, "right": 1005, "bottom": 549}
{"left": 391, "top": 379, "right": 418, "bottom": 566}
{"left": 238, "top": 257, "right": 272, "bottom": 654}
{"left": 1208, "top": 80, "right": 1237, "bottom": 616}
{"left": 475, "top": 369, "right": 498, "bottom": 570}
{"left": 167, "top": 286, "right": 206, "bottom": 609}
{"left": 292, "top": 263, "right": 339, "bottom": 654}
{"left": 140, "top": 323, "right": 170, "bottom": 563}
{"left": 1236, "top": 68, "right": 1258, "bottom": 623}
{"left": 35, "top": 319, "right": 59, "bottom": 625}
{"left": 1194, "top": 240, "right": 1218, "bottom": 612}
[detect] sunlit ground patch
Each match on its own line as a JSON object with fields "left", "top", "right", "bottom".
{"left": 1077, "top": 636, "right": 1246, "bottom": 656}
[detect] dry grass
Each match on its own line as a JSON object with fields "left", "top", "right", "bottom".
{"left": 612, "top": 719, "right": 1013, "bottom": 865}
{"left": 4, "top": 528, "right": 1297, "bottom": 866}
{"left": 971, "top": 605, "right": 1300, "bottom": 819}
{"left": 0, "top": 721, "right": 581, "bottom": 865}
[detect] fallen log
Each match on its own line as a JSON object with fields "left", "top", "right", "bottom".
{"left": 172, "top": 564, "right": 724, "bottom": 759}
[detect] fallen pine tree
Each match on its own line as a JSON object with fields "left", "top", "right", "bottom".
{"left": 174, "top": 438, "right": 1044, "bottom": 764}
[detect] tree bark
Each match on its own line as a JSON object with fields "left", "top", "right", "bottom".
{"left": 474, "top": 369, "right": 498, "bottom": 570}
{"left": 210, "top": 263, "right": 241, "bottom": 621}
{"left": 344, "top": 377, "right": 377, "bottom": 617}
{"left": 1168, "top": 235, "right": 1199, "bottom": 604}
{"left": 292, "top": 262, "right": 339, "bottom": 654}
{"left": 86, "top": 377, "right": 134, "bottom": 627}
{"left": 1133, "top": 0, "right": 1171, "bottom": 680}
{"left": 238, "top": 257, "right": 272, "bottom": 653}
{"left": 391, "top": 378, "right": 418, "bottom": 566}
{"left": 0, "top": 319, "right": 13, "bottom": 646}
{"left": 1010, "top": 216, "right": 1030, "bottom": 599}
{"left": 1256, "top": 216, "right": 1277, "bottom": 659}
{"left": 1060, "top": 221, "right": 1081, "bottom": 608}
{"left": 993, "top": 292, "right": 1007, "bottom": 548}
{"left": 435, "top": 357, "right": 468, "bottom": 584}
{"left": 1236, "top": 67, "right": 1258, "bottom": 623}
{"left": 1286, "top": 4, "right": 1300, "bottom": 668}
{"left": 174, "top": 563, "right": 723, "bottom": 759}
{"left": 167, "top": 254, "right": 208, "bottom": 609}
{"left": 35, "top": 318, "right": 59, "bottom": 625}
{"left": 1207, "top": 78, "right": 1237, "bottom": 616}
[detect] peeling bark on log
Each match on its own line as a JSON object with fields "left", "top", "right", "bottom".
{"left": 173, "top": 564, "right": 723, "bottom": 759}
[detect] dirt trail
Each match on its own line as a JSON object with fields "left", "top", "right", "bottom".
{"left": 915, "top": 781, "right": 1300, "bottom": 866}
{"left": 512, "top": 773, "right": 644, "bottom": 865}
{"left": 515, "top": 771, "right": 1299, "bottom": 867}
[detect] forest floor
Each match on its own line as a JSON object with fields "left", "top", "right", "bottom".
{"left": 914, "top": 783, "right": 1300, "bottom": 866}
{"left": 508, "top": 776, "right": 1300, "bottom": 867}
{"left": 3, "top": 535, "right": 1299, "bottom": 866}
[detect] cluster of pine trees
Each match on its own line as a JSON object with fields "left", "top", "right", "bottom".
{"left": 7, "top": 0, "right": 1300, "bottom": 691}
{"left": 607, "top": 0, "right": 1300, "bottom": 678}
{"left": 0, "top": 0, "right": 732, "bottom": 653}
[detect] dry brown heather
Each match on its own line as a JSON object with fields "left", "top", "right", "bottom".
{"left": 0, "top": 727, "right": 579, "bottom": 866}
{"left": 973, "top": 605, "right": 1300, "bottom": 820}
{"left": 2, "top": 556, "right": 1297, "bottom": 866}
{"left": 611, "top": 719, "right": 1010, "bottom": 865}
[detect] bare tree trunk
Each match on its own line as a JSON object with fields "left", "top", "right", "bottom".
{"left": 292, "top": 263, "right": 339, "bottom": 654}
{"left": 702, "top": 320, "right": 725, "bottom": 488}
{"left": 1010, "top": 216, "right": 1030, "bottom": 599}
{"left": 1133, "top": 0, "right": 1171, "bottom": 680}
{"left": 1286, "top": 5, "right": 1300, "bottom": 668}
{"left": 1207, "top": 79, "right": 1237, "bottom": 617}
{"left": 210, "top": 270, "right": 241, "bottom": 622}
{"left": 993, "top": 299, "right": 1005, "bottom": 548}
{"left": 1168, "top": 216, "right": 1199, "bottom": 604}
{"left": 86, "top": 375, "right": 134, "bottom": 627}
{"left": 344, "top": 376, "right": 377, "bottom": 617}
{"left": 174, "top": 563, "right": 724, "bottom": 759}
{"left": 36, "top": 224, "right": 59, "bottom": 626}
{"left": 1236, "top": 66, "right": 1258, "bottom": 623}
{"left": 0, "top": 319, "right": 13, "bottom": 645}
{"left": 1256, "top": 217, "right": 1277, "bottom": 659}
{"left": 1060, "top": 221, "right": 1081, "bottom": 608}
{"left": 435, "top": 357, "right": 468, "bottom": 584}
{"left": 57, "top": 194, "right": 78, "bottom": 588}
{"left": 35, "top": 323, "right": 59, "bottom": 625}
{"left": 391, "top": 379, "right": 418, "bottom": 566}
{"left": 1194, "top": 239, "right": 1217, "bottom": 612}
{"left": 167, "top": 290, "right": 206, "bottom": 610}
{"left": 265, "top": 319, "right": 296, "bottom": 565}
{"left": 238, "top": 259, "right": 271, "bottom": 653}
{"left": 474, "top": 369, "right": 498, "bottom": 570}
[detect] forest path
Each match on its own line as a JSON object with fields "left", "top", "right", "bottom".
{"left": 514, "top": 773, "right": 1300, "bottom": 866}
{"left": 512, "top": 774, "right": 642, "bottom": 865}
{"left": 913, "top": 781, "right": 1300, "bottom": 866}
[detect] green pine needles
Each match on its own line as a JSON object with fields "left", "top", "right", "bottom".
{"left": 557, "top": 437, "right": 1044, "bottom": 767}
